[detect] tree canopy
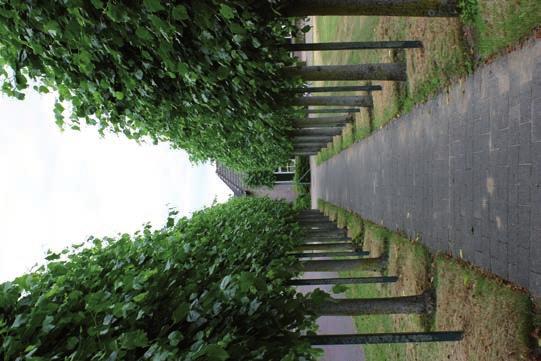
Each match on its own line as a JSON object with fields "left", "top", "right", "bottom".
{"left": 0, "top": 197, "right": 319, "bottom": 360}
{"left": 0, "top": 1, "right": 303, "bottom": 170}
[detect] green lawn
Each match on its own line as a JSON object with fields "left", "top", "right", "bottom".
{"left": 313, "top": 0, "right": 541, "bottom": 164}
{"left": 317, "top": 199, "right": 535, "bottom": 361}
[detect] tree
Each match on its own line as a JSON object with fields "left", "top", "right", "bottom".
{"left": 281, "top": 0, "right": 459, "bottom": 17}
{"left": 0, "top": 1, "right": 303, "bottom": 171}
{"left": 0, "top": 197, "right": 319, "bottom": 360}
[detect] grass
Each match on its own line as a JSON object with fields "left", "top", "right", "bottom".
{"left": 317, "top": 199, "right": 535, "bottom": 361}
{"left": 313, "top": 0, "right": 541, "bottom": 164}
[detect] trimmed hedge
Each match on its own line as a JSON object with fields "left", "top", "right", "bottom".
{"left": 0, "top": 1, "right": 304, "bottom": 171}
{"left": 0, "top": 197, "right": 318, "bottom": 360}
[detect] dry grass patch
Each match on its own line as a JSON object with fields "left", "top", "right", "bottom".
{"left": 312, "top": 1, "right": 541, "bottom": 164}
{"left": 317, "top": 199, "right": 535, "bottom": 361}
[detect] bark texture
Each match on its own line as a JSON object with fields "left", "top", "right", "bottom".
{"left": 289, "top": 250, "right": 370, "bottom": 258}
{"left": 282, "top": 0, "right": 459, "bottom": 17}
{"left": 314, "top": 291, "right": 434, "bottom": 315}
{"left": 294, "top": 95, "right": 373, "bottom": 107}
{"left": 286, "top": 40, "right": 423, "bottom": 51}
{"left": 287, "top": 276, "right": 398, "bottom": 285}
{"left": 296, "top": 243, "right": 354, "bottom": 251}
{"left": 299, "top": 257, "right": 385, "bottom": 272}
{"left": 302, "top": 108, "right": 360, "bottom": 113}
{"left": 292, "top": 127, "right": 344, "bottom": 136}
{"left": 303, "top": 332, "right": 464, "bottom": 345}
{"left": 285, "top": 63, "right": 407, "bottom": 81}
{"left": 294, "top": 85, "right": 382, "bottom": 93}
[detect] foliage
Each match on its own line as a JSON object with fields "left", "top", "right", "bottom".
{"left": 0, "top": 197, "right": 319, "bottom": 360}
{"left": 244, "top": 169, "right": 276, "bottom": 188}
{"left": 293, "top": 156, "right": 310, "bottom": 210}
{"left": 458, "top": 0, "right": 480, "bottom": 25}
{"left": 0, "top": 0, "right": 304, "bottom": 171}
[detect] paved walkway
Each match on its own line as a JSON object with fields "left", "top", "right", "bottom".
{"left": 311, "top": 37, "right": 541, "bottom": 298}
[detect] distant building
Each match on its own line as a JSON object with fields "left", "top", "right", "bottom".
{"left": 216, "top": 160, "right": 297, "bottom": 202}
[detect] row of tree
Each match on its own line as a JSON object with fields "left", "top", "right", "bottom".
{"left": 0, "top": 1, "right": 460, "bottom": 171}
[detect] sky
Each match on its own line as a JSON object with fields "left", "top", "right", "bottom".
{"left": 0, "top": 89, "right": 233, "bottom": 283}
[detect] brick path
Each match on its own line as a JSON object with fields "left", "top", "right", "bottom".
{"left": 311, "top": 37, "right": 541, "bottom": 297}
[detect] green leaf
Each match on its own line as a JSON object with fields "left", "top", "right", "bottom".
{"left": 11, "top": 314, "right": 26, "bottom": 328}
{"left": 43, "top": 20, "right": 60, "bottom": 37}
{"left": 172, "top": 303, "right": 189, "bottom": 323}
{"left": 90, "top": 0, "right": 104, "bottom": 9}
{"left": 120, "top": 330, "right": 149, "bottom": 350}
{"left": 136, "top": 27, "right": 152, "bottom": 41}
{"left": 219, "top": 4, "right": 235, "bottom": 20}
{"left": 203, "top": 344, "right": 229, "bottom": 361}
{"left": 167, "top": 331, "right": 183, "bottom": 346}
{"left": 172, "top": 5, "right": 189, "bottom": 21}
{"left": 41, "top": 315, "right": 55, "bottom": 334}
{"left": 143, "top": 0, "right": 165, "bottom": 12}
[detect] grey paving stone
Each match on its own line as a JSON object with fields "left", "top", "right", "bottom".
{"left": 312, "top": 38, "right": 541, "bottom": 297}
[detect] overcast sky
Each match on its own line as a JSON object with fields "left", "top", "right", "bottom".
{"left": 0, "top": 89, "right": 232, "bottom": 283}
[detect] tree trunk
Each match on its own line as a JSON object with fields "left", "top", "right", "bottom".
{"left": 281, "top": 0, "right": 459, "bottom": 17}
{"left": 303, "top": 332, "right": 464, "bottom": 345}
{"left": 292, "top": 127, "right": 343, "bottom": 137}
{"left": 296, "top": 243, "right": 354, "bottom": 251}
{"left": 314, "top": 291, "right": 434, "bottom": 315}
{"left": 285, "top": 64, "right": 407, "bottom": 81}
{"left": 293, "top": 95, "right": 373, "bottom": 107}
{"left": 301, "top": 108, "right": 360, "bottom": 114}
{"left": 293, "top": 145, "right": 327, "bottom": 150}
{"left": 297, "top": 114, "right": 352, "bottom": 123}
{"left": 302, "top": 236, "right": 349, "bottom": 242}
{"left": 294, "top": 120, "right": 350, "bottom": 128}
{"left": 287, "top": 276, "right": 398, "bottom": 286}
{"left": 285, "top": 40, "right": 423, "bottom": 51}
{"left": 293, "top": 135, "right": 334, "bottom": 143}
{"left": 298, "top": 216, "right": 332, "bottom": 221}
{"left": 299, "top": 257, "right": 385, "bottom": 272}
{"left": 289, "top": 250, "right": 369, "bottom": 258}
{"left": 293, "top": 85, "right": 382, "bottom": 93}
{"left": 304, "top": 230, "right": 346, "bottom": 237}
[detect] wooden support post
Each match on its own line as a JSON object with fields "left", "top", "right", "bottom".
{"left": 292, "top": 128, "right": 343, "bottom": 137}
{"left": 293, "top": 95, "right": 373, "bottom": 107}
{"left": 281, "top": 0, "right": 459, "bottom": 17}
{"left": 285, "top": 64, "right": 407, "bottom": 81}
{"left": 293, "top": 85, "right": 382, "bottom": 93}
{"left": 303, "top": 332, "right": 464, "bottom": 345}
{"left": 285, "top": 40, "right": 423, "bottom": 52}
{"left": 287, "top": 276, "right": 398, "bottom": 286}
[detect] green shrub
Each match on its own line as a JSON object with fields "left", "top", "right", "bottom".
{"left": 0, "top": 1, "right": 305, "bottom": 171}
{"left": 0, "top": 197, "right": 318, "bottom": 360}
